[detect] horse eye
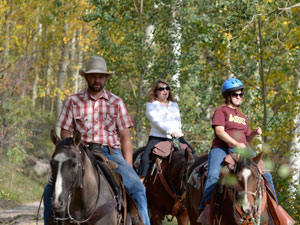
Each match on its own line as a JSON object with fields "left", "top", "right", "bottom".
{"left": 71, "top": 162, "right": 77, "bottom": 168}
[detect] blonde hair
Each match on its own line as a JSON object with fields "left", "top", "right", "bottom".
{"left": 148, "top": 79, "right": 176, "bottom": 102}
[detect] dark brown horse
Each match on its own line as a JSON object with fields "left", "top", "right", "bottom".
{"left": 185, "top": 153, "right": 275, "bottom": 225}
{"left": 133, "top": 141, "right": 195, "bottom": 225}
{"left": 49, "top": 130, "right": 131, "bottom": 225}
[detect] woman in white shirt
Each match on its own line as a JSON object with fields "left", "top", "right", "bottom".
{"left": 137, "top": 79, "right": 195, "bottom": 178}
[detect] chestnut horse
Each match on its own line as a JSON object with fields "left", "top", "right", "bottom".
{"left": 49, "top": 130, "right": 131, "bottom": 225}
{"left": 185, "top": 153, "right": 275, "bottom": 225}
{"left": 133, "top": 142, "right": 195, "bottom": 225}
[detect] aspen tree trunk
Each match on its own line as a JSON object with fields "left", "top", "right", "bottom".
{"left": 32, "top": 22, "right": 42, "bottom": 107}
{"left": 44, "top": 50, "right": 53, "bottom": 110}
{"left": 170, "top": 0, "right": 182, "bottom": 90}
{"left": 257, "top": 16, "right": 268, "bottom": 144}
{"left": 56, "top": 22, "right": 69, "bottom": 135}
{"left": 132, "top": 0, "right": 147, "bottom": 148}
{"left": 70, "top": 30, "right": 77, "bottom": 91}
{"left": 291, "top": 61, "right": 300, "bottom": 192}
{"left": 1, "top": 0, "right": 13, "bottom": 104}
{"left": 75, "top": 28, "right": 84, "bottom": 93}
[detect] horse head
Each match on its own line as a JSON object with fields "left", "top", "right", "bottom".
{"left": 49, "top": 130, "right": 84, "bottom": 213}
{"left": 226, "top": 153, "right": 265, "bottom": 223}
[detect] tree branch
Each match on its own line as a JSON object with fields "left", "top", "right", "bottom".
{"left": 278, "top": 2, "right": 300, "bottom": 11}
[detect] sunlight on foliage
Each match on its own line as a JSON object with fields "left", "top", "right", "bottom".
{"left": 224, "top": 174, "right": 238, "bottom": 186}
{"left": 278, "top": 164, "right": 291, "bottom": 178}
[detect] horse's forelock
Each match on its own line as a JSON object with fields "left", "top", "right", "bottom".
{"left": 236, "top": 158, "right": 252, "bottom": 172}
{"left": 52, "top": 137, "right": 78, "bottom": 157}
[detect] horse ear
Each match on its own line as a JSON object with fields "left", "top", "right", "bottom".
{"left": 252, "top": 152, "right": 263, "bottom": 164}
{"left": 73, "top": 130, "right": 81, "bottom": 146}
{"left": 184, "top": 149, "right": 193, "bottom": 161}
{"left": 230, "top": 153, "right": 239, "bottom": 162}
{"left": 50, "top": 129, "right": 60, "bottom": 145}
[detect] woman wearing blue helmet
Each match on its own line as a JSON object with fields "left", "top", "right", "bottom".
{"left": 197, "top": 78, "right": 278, "bottom": 224}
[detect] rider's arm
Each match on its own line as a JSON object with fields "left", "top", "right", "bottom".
{"left": 215, "top": 126, "right": 246, "bottom": 149}
{"left": 119, "top": 127, "right": 133, "bottom": 167}
{"left": 246, "top": 127, "right": 262, "bottom": 143}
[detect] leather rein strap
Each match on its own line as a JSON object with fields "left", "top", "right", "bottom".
{"left": 155, "top": 158, "right": 186, "bottom": 218}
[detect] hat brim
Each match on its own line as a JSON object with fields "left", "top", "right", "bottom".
{"left": 79, "top": 68, "right": 114, "bottom": 78}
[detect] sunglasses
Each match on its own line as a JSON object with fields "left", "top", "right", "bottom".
{"left": 231, "top": 93, "right": 243, "bottom": 98}
{"left": 156, "top": 86, "right": 170, "bottom": 91}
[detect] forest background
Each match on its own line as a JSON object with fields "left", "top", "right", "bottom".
{"left": 0, "top": 0, "right": 300, "bottom": 224}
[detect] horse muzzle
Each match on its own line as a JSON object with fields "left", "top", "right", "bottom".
{"left": 52, "top": 198, "right": 67, "bottom": 212}
{"left": 241, "top": 205, "right": 253, "bottom": 216}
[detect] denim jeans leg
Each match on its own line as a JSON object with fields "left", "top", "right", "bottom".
{"left": 263, "top": 172, "right": 278, "bottom": 202}
{"left": 199, "top": 147, "right": 228, "bottom": 210}
{"left": 43, "top": 183, "right": 52, "bottom": 225}
{"left": 101, "top": 147, "right": 150, "bottom": 225}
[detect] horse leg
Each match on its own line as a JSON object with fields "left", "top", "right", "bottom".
{"left": 176, "top": 211, "right": 189, "bottom": 225}
{"left": 150, "top": 209, "right": 164, "bottom": 225}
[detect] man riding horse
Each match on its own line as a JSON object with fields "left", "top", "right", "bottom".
{"left": 43, "top": 56, "right": 150, "bottom": 225}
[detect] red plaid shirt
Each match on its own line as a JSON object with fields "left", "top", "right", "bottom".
{"left": 57, "top": 89, "right": 133, "bottom": 148}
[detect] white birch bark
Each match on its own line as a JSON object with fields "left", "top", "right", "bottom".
{"left": 32, "top": 23, "right": 42, "bottom": 107}
{"left": 56, "top": 22, "right": 69, "bottom": 135}
{"left": 291, "top": 62, "right": 300, "bottom": 192}
{"left": 170, "top": 0, "right": 182, "bottom": 90}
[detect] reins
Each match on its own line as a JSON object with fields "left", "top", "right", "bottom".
{"left": 52, "top": 145, "right": 103, "bottom": 224}
{"left": 229, "top": 161, "right": 266, "bottom": 225}
{"left": 154, "top": 141, "right": 186, "bottom": 221}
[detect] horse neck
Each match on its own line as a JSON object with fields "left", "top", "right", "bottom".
{"left": 169, "top": 152, "right": 186, "bottom": 191}
{"left": 71, "top": 153, "right": 99, "bottom": 214}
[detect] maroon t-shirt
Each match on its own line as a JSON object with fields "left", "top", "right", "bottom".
{"left": 211, "top": 106, "right": 251, "bottom": 149}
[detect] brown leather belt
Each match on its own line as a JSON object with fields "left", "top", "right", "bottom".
{"left": 88, "top": 143, "right": 114, "bottom": 154}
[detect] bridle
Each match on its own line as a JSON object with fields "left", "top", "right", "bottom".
{"left": 153, "top": 143, "right": 187, "bottom": 221}
{"left": 229, "top": 160, "right": 266, "bottom": 225}
{"left": 51, "top": 145, "right": 102, "bottom": 224}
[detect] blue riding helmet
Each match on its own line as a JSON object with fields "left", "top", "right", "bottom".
{"left": 221, "top": 78, "right": 245, "bottom": 96}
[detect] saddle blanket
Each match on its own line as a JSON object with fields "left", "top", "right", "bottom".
{"left": 187, "top": 161, "right": 208, "bottom": 190}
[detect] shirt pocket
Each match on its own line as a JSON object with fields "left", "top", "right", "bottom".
{"left": 74, "top": 114, "right": 91, "bottom": 134}
{"left": 103, "top": 113, "right": 117, "bottom": 133}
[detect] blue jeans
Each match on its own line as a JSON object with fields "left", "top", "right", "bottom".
{"left": 100, "top": 147, "right": 150, "bottom": 225}
{"left": 43, "top": 147, "right": 150, "bottom": 225}
{"left": 199, "top": 147, "right": 278, "bottom": 210}
{"left": 43, "top": 183, "right": 52, "bottom": 224}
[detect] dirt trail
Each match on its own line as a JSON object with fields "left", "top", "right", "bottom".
{"left": 0, "top": 201, "right": 44, "bottom": 225}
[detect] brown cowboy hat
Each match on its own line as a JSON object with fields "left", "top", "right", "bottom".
{"left": 79, "top": 56, "right": 114, "bottom": 77}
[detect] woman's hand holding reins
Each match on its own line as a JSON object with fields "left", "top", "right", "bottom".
{"left": 234, "top": 142, "right": 247, "bottom": 149}
{"left": 171, "top": 132, "right": 181, "bottom": 138}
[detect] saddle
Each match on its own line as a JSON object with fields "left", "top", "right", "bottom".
{"left": 152, "top": 140, "right": 192, "bottom": 157}
{"left": 86, "top": 145, "right": 144, "bottom": 225}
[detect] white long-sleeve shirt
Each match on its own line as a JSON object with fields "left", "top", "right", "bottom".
{"left": 146, "top": 100, "right": 183, "bottom": 139}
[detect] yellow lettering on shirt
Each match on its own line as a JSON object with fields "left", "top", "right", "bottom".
{"left": 229, "top": 114, "right": 246, "bottom": 125}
